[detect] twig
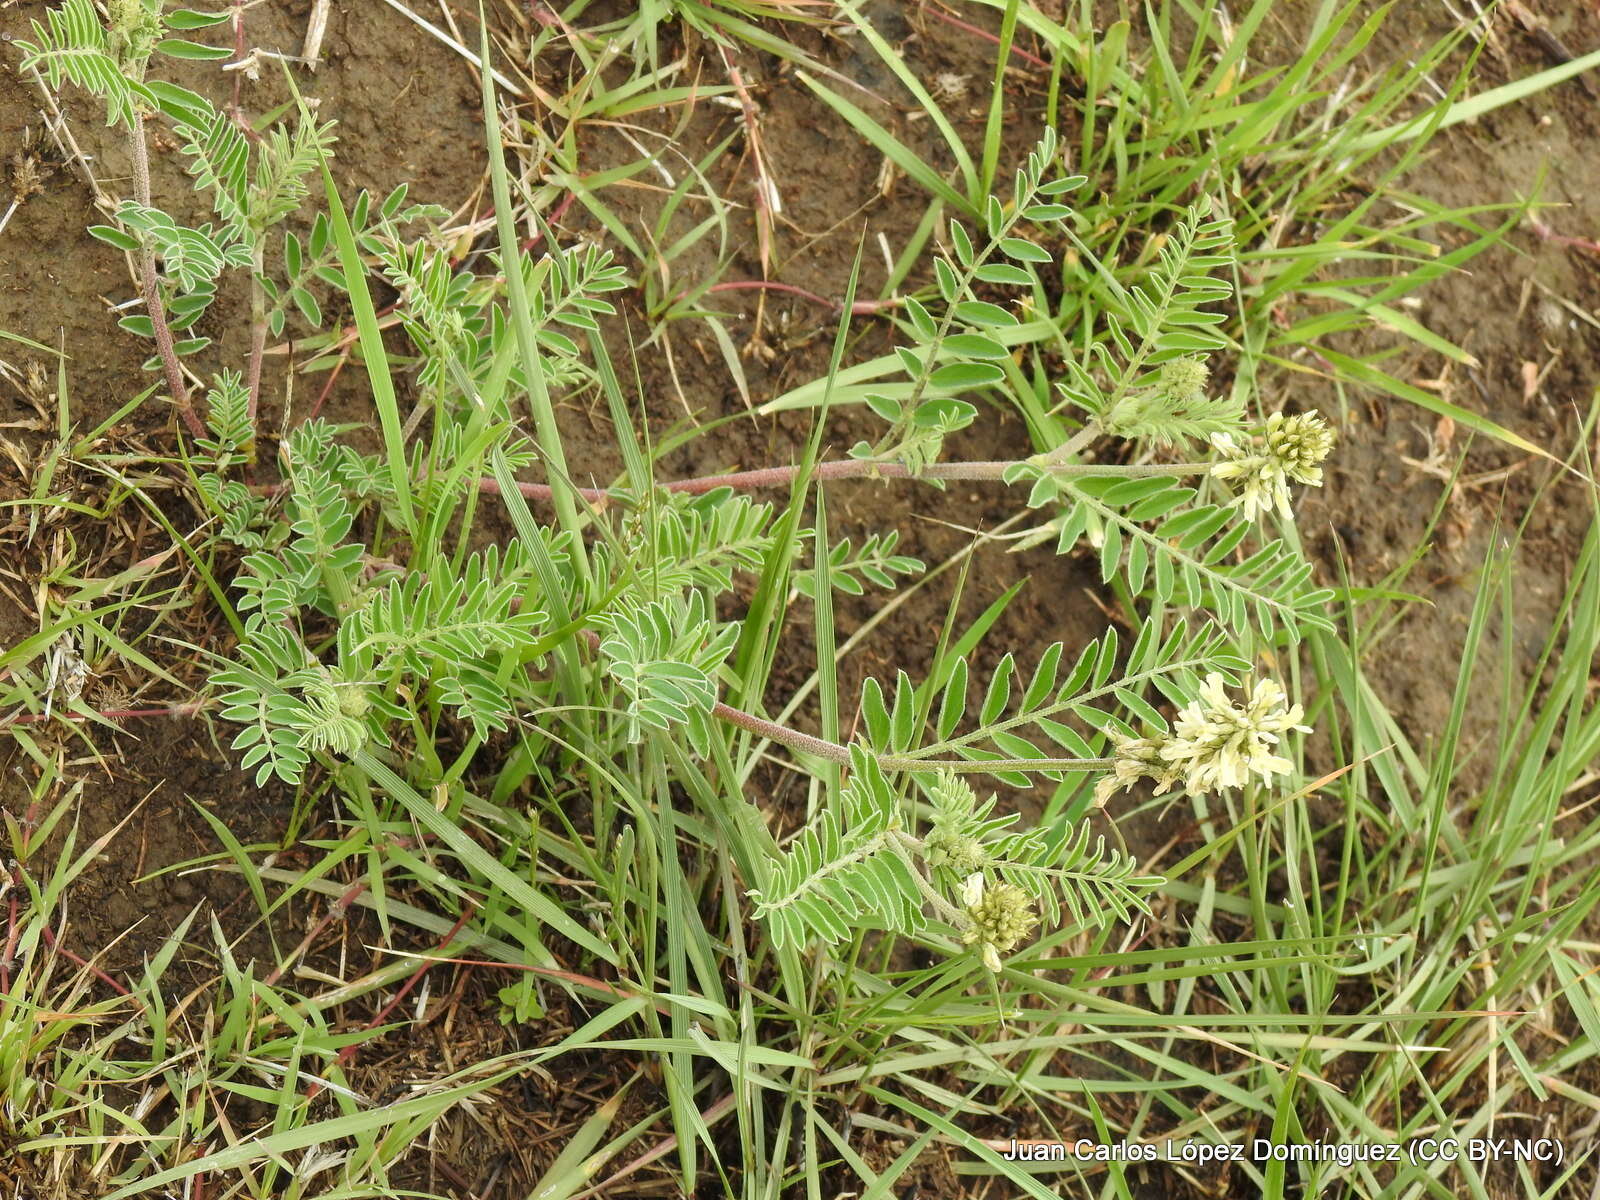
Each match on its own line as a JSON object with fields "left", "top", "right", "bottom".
{"left": 302, "top": 0, "right": 332, "bottom": 69}
{"left": 26, "top": 73, "right": 106, "bottom": 208}
{"left": 374, "top": 0, "right": 524, "bottom": 97}
{"left": 717, "top": 44, "right": 779, "bottom": 340}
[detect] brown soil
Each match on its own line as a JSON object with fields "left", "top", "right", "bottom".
{"left": 1289, "top": 4, "right": 1600, "bottom": 788}
{"left": 3, "top": 0, "right": 1599, "bottom": 1196}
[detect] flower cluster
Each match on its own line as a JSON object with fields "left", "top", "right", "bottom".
{"left": 960, "top": 874, "right": 1040, "bottom": 972}
{"left": 1095, "top": 674, "right": 1309, "bottom": 805}
{"left": 924, "top": 825, "right": 988, "bottom": 875}
{"left": 1210, "top": 411, "right": 1335, "bottom": 520}
{"left": 1093, "top": 731, "right": 1183, "bottom": 806}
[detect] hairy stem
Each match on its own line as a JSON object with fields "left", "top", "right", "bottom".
{"left": 127, "top": 116, "right": 205, "bottom": 439}
{"left": 245, "top": 241, "right": 267, "bottom": 456}
{"left": 891, "top": 831, "right": 968, "bottom": 925}
{"left": 477, "top": 456, "right": 1213, "bottom": 505}
{"left": 0, "top": 700, "right": 208, "bottom": 727}
{"left": 712, "top": 701, "right": 1112, "bottom": 775}
{"left": 1038, "top": 419, "right": 1101, "bottom": 467}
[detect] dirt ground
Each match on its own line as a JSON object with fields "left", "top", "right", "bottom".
{"left": 3, "top": 0, "right": 1600, "bottom": 1194}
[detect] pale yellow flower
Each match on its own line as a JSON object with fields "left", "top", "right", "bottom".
{"left": 1159, "top": 674, "right": 1309, "bottom": 793}
{"left": 1210, "top": 412, "right": 1335, "bottom": 521}
{"left": 1093, "top": 732, "right": 1183, "bottom": 807}
{"left": 1095, "top": 675, "right": 1309, "bottom": 801}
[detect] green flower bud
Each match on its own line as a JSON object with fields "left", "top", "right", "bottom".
{"left": 1158, "top": 355, "right": 1210, "bottom": 405}
{"left": 108, "top": 0, "right": 161, "bottom": 74}
{"left": 336, "top": 681, "right": 372, "bottom": 719}
{"left": 924, "top": 826, "right": 988, "bottom": 875}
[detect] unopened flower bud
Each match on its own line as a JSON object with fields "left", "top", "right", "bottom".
{"left": 1158, "top": 356, "right": 1210, "bottom": 405}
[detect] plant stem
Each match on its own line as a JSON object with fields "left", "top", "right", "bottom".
{"left": 245, "top": 241, "right": 267, "bottom": 455}
{"left": 0, "top": 700, "right": 209, "bottom": 727}
{"left": 694, "top": 280, "right": 902, "bottom": 316}
{"left": 1037, "top": 419, "right": 1101, "bottom": 467}
{"left": 890, "top": 831, "right": 969, "bottom": 925}
{"left": 127, "top": 116, "right": 205, "bottom": 439}
{"left": 41, "top": 925, "right": 131, "bottom": 996}
{"left": 711, "top": 701, "right": 1111, "bottom": 776}
{"left": 477, "top": 457, "right": 1213, "bottom": 505}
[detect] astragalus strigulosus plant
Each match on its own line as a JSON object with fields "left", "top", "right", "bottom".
{"left": 21, "top": 0, "right": 1332, "bottom": 983}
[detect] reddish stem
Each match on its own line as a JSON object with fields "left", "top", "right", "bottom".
{"left": 265, "top": 878, "right": 368, "bottom": 987}
{"left": 229, "top": 1, "right": 248, "bottom": 120}
{"left": 245, "top": 304, "right": 267, "bottom": 426}
{"left": 1, "top": 888, "right": 19, "bottom": 993}
{"left": 128, "top": 122, "right": 205, "bottom": 439}
{"left": 310, "top": 903, "right": 476, "bottom": 1099}
{"left": 308, "top": 351, "right": 346, "bottom": 422}
{"left": 1528, "top": 215, "right": 1600, "bottom": 257}
{"left": 924, "top": 6, "right": 1051, "bottom": 70}
{"left": 524, "top": 191, "right": 576, "bottom": 252}
{"left": 41, "top": 925, "right": 131, "bottom": 996}
{"left": 0, "top": 700, "right": 208, "bottom": 728}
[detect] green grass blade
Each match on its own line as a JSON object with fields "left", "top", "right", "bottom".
{"left": 317, "top": 162, "right": 414, "bottom": 534}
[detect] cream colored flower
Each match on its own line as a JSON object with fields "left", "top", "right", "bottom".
{"left": 1095, "top": 675, "right": 1309, "bottom": 801}
{"left": 1093, "top": 731, "right": 1184, "bottom": 807}
{"left": 1263, "top": 412, "right": 1334, "bottom": 485}
{"left": 1159, "top": 674, "right": 1309, "bottom": 793}
{"left": 1210, "top": 412, "right": 1335, "bottom": 521}
{"left": 960, "top": 873, "right": 1039, "bottom": 972}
